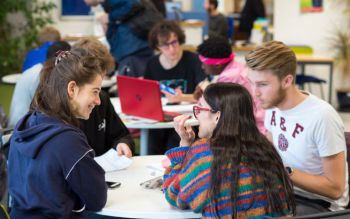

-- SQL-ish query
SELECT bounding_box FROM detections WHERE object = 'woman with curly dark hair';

[164,83,295,218]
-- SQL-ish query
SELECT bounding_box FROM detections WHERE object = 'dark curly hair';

[148,20,185,50]
[197,36,232,58]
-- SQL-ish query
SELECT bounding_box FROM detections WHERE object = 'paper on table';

[94,149,133,172]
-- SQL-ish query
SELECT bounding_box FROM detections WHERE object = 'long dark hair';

[31,48,106,126]
[204,83,295,217]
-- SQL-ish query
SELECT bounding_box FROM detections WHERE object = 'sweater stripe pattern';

[163,139,291,218]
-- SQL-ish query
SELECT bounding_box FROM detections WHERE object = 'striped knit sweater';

[163,139,292,218]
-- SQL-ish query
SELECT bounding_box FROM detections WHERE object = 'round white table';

[98,155,201,218]
[110,98,198,155]
[1,73,22,84]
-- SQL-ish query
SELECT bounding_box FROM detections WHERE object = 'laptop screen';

[117,76,164,121]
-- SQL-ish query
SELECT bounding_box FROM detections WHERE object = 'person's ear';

[282,74,294,88]
[214,111,221,124]
[67,81,78,99]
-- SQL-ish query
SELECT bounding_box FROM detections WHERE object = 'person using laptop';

[246,41,348,215]
[144,20,206,154]
[163,83,295,218]
[145,20,206,102]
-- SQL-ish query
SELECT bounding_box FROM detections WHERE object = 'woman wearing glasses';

[163,83,296,218]
[144,20,206,154]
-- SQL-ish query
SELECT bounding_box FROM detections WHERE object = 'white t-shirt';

[265,93,349,210]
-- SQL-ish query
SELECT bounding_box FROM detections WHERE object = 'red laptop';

[117,76,180,122]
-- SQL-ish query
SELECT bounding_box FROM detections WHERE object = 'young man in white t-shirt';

[245,41,349,215]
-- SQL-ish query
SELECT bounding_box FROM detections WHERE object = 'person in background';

[145,20,205,102]
[144,20,206,154]
[204,0,228,39]
[197,36,265,133]
[84,0,154,77]
[164,83,295,218]
[246,41,349,215]
[22,26,61,71]
[163,36,265,133]
[73,37,134,157]
[8,48,108,218]
[9,41,71,127]
[150,0,166,18]
[238,0,265,40]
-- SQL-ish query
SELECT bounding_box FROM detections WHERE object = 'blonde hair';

[38,26,61,44]
[245,41,297,79]
[73,37,115,73]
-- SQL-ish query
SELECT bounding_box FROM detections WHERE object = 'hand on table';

[116,143,132,158]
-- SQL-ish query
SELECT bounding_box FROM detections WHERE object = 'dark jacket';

[8,112,107,219]
[79,91,135,156]
[102,0,150,61]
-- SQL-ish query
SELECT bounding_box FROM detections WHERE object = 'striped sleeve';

[163,139,212,213]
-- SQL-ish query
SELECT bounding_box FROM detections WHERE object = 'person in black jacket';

[80,90,135,156]
[73,37,135,157]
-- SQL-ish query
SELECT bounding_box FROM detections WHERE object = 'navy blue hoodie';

[8,112,107,219]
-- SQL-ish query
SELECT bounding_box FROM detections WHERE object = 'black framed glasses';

[158,39,179,49]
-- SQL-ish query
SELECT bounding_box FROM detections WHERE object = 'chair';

[296,75,327,99]
[289,45,327,99]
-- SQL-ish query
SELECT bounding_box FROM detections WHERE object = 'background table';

[98,155,201,218]
[1,73,22,84]
[110,98,198,155]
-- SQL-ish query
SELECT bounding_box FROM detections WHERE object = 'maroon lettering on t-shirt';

[271,111,276,126]
[292,123,304,138]
[280,117,286,131]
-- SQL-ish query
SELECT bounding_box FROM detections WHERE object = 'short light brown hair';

[38,26,61,44]
[245,41,297,79]
[73,37,115,73]
[148,20,185,50]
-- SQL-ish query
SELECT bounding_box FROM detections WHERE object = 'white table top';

[99,155,201,218]
[110,97,198,129]
[1,73,22,84]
